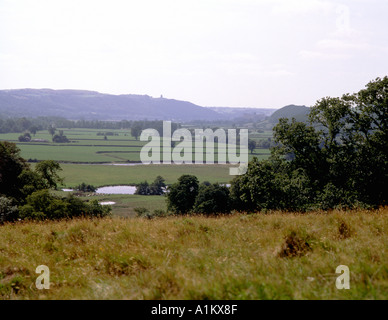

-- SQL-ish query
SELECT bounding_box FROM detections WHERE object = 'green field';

[0,128,272,163]
[53,163,235,187]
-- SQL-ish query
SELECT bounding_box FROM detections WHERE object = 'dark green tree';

[248,139,256,154]
[193,183,231,214]
[166,175,199,214]
[48,125,56,137]
[131,125,142,140]
[18,132,31,142]
[35,160,64,189]
[149,176,166,195]
[29,126,39,136]
[135,181,150,195]
[0,141,29,202]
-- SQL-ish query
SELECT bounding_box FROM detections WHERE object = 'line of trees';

[0,117,180,136]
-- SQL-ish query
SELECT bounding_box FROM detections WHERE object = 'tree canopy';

[230,76,388,212]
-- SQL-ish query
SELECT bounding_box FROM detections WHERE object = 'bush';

[134,207,170,219]
[85,199,112,218]
[75,182,96,193]
[279,231,312,258]
[19,190,111,221]
[18,133,31,142]
[52,134,69,143]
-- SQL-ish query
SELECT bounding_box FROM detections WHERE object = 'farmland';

[0,129,271,164]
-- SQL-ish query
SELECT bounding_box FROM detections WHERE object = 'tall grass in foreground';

[0,208,387,300]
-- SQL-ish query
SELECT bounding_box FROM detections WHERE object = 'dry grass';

[1,207,387,300]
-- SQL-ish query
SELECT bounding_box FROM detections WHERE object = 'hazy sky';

[1,0,387,109]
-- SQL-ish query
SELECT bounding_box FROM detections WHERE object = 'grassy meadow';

[0,208,387,299]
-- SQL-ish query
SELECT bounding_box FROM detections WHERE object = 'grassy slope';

[1,208,387,300]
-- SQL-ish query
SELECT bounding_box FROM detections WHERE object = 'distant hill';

[208,107,276,121]
[268,104,310,123]
[0,89,230,122]
[255,104,310,130]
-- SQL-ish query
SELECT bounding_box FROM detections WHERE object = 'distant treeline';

[0,116,180,135]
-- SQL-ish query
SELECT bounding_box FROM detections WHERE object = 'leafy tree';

[29,126,39,136]
[135,181,150,195]
[131,125,142,140]
[166,175,199,214]
[0,141,29,202]
[0,196,19,223]
[18,132,31,142]
[52,130,69,143]
[248,139,256,154]
[135,176,166,195]
[193,183,231,214]
[48,125,56,137]
[35,160,64,189]
[149,176,166,195]
[19,189,68,220]
[75,182,96,193]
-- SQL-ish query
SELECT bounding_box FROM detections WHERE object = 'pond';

[95,185,137,195]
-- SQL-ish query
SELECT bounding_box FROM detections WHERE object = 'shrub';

[75,182,96,193]
[19,190,111,221]
[18,133,31,142]
[134,207,150,217]
[135,207,170,219]
[52,134,69,143]
[279,231,312,258]
[337,219,353,239]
